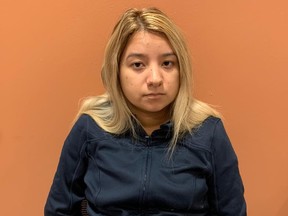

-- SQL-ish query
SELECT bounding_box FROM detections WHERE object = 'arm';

[208,120,247,216]
[44,115,88,216]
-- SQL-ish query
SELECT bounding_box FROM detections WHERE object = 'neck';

[134,110,170,136]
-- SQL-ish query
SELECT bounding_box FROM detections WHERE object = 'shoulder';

[75,113,96,125]
[201,116,221,127]
[72,114,104,138]
[72,114,95,130]
[193,116,222,137]
[182,116,227,152]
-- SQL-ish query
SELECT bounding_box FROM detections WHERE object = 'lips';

[144,93,165,99]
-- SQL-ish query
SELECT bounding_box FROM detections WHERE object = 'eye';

[162,61,174,68]
[131,62,145,70]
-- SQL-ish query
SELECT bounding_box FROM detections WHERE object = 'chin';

[144,105,171,113]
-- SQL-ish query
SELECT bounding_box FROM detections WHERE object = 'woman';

[45,7,246,216]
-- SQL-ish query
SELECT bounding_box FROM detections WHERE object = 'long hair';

[76,8,220,152]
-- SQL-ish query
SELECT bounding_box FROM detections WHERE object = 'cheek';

[120,75,135,98]
[122,76,135,89]
[120,73,128,88]
[169,75,180,90]
[170,77,180,99]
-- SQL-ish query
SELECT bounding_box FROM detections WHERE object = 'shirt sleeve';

[208,119,247,216]
[44,115,88,216]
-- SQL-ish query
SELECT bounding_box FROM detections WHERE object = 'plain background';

[1,0,288,215]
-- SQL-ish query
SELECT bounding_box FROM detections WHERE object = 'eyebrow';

[125,52,176,60]
[126,53,146,60]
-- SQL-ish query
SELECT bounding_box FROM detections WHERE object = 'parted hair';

[76,7,220,152]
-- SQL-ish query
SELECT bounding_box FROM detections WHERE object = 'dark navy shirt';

[45,114,246,215]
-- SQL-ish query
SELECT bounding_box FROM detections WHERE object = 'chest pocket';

[147,146,211,211]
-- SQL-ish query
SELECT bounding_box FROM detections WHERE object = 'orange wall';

[1,1,288,215]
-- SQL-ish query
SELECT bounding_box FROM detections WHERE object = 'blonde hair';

[76,8,220,152]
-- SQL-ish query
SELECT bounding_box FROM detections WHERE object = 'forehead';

[123,31,173,54]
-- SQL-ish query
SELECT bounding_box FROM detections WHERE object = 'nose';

[146,65,163,87]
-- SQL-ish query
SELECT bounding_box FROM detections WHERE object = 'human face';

[119,31,179,119]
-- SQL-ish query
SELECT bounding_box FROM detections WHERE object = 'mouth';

[144,93,165,99]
